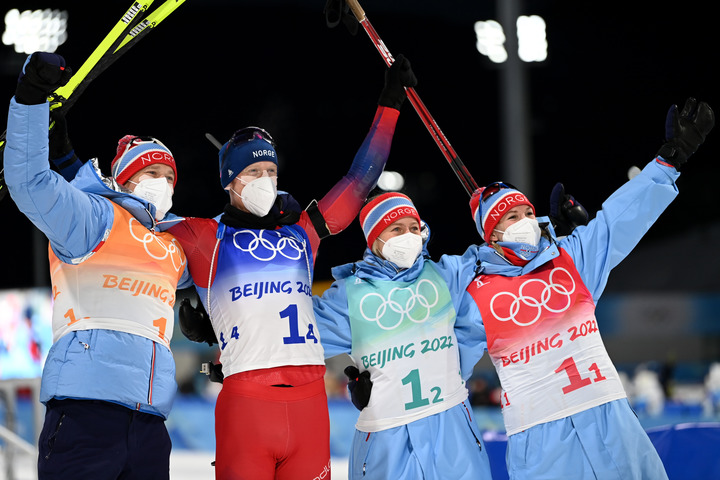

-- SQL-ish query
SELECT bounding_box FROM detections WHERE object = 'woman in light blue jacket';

[464,98,713,479]
[313,192,493,480]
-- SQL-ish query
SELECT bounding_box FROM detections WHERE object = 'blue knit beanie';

[218,128,277,188]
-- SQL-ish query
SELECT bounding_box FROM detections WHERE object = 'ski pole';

[345,0,479,196]
[0,0,187,202]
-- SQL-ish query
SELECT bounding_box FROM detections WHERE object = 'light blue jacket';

[313,227,487,381]
[469,158,677,480]
[470,158,679,302]
[4,98,191,418]
[313,226,493,480]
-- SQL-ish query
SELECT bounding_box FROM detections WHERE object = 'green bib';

[346,263,468,432]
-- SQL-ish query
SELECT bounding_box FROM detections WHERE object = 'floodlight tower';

[475,0,547,199]
[498,0,531,197]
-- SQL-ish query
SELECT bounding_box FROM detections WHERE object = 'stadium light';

[377,171,405,191]
[474,15,547,64]
[3,8,68,54]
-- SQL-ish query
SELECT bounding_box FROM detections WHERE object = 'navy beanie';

[219,135,277,188]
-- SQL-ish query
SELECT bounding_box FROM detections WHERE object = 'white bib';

[347,264,468,432]
[467,251,626,435]
[203,225,325,377]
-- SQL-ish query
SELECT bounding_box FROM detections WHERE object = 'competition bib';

[467,250,626,435]
[49,203,186,348]
[347,263,468,432]
[204,224,325,377]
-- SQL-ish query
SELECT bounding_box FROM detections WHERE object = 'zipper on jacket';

[462,400,483,451]
[462,400,473,422]
[493,249,514,265]
[147,341,156,405]
[45,413,66,460]
[362,432,371,476]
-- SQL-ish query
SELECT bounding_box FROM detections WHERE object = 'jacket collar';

[332,219,432,282]
[474,216,564,276]
[71,159,164,231]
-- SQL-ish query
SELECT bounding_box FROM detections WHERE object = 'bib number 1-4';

[219,303,318,349]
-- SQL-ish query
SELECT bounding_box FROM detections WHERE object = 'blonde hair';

[371,240,384,258]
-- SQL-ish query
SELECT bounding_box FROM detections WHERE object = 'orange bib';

[49,202,186,348]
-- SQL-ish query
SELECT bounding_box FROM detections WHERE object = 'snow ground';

[0,450,349,480]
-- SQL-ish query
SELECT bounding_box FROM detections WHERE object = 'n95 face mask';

[131,176,173,220]
[229,175,278,217]
[496,217,541,246]
[380,232,423,269]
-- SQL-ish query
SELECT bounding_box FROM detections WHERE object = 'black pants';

[38,399,171,480]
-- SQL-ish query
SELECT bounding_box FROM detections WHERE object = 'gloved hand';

[179,297,218,346]
[15,52,73,105]
[344,365,372,411]
[378,54,418,111]
[549,182,589,237]
[202,361,224,384]
[656,97,714,170]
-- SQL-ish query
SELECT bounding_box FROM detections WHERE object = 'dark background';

[1,0,718,290]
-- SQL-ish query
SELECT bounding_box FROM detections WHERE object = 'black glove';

[179,297,218,346]
[324,0,358,35]
[15,52,73,105]
[378,54,418,111]
[549,182,589,238]
[202,361,224,384]
[344,365,372,411]
[656,97,714,170]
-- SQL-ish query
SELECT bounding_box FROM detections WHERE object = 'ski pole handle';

[346,0,366,22]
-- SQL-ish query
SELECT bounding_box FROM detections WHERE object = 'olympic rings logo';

[490,267,575,327]
[359,279,439,330]
[232,229,304,262]
[128,218,186,272]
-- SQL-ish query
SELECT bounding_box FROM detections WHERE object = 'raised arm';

[5,53,110,260]
[316,55,417,235]
[563,98,714,300]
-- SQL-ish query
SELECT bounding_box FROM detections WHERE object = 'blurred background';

[1,0,719,479]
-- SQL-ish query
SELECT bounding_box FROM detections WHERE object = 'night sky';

[1,0,718,291]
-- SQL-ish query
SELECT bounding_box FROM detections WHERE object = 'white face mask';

[130,176,173,220]
[229,175,278,217]
[495,217,541,246]
[379,232,423,269]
